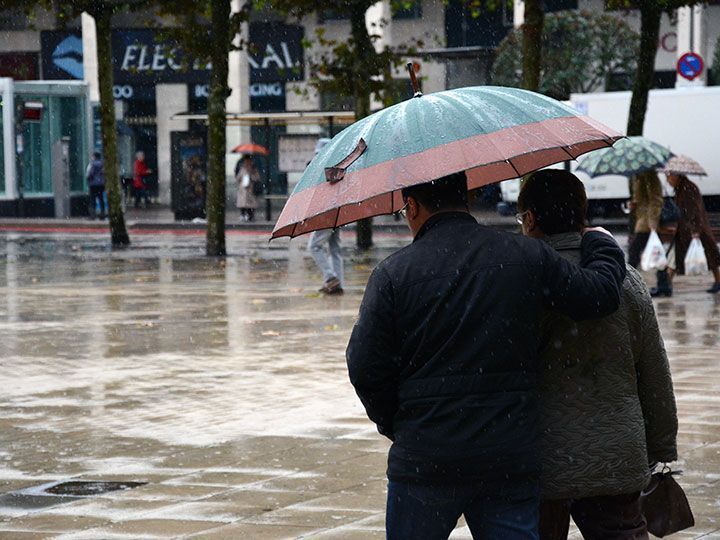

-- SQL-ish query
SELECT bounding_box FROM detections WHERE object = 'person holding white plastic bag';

[652,173,720,296]
[235,154,260,222]
[640,229,668,272]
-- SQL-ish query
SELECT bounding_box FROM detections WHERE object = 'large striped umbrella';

[576,137,672,178]
[272,85,621,239]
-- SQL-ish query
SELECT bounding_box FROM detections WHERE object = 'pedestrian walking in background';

[517,170,678,540]
[627,170,663,268]
[347,171,627,539]
[133,151,152,209]
[86,151,105,219]
[653,173,720,295]
[306,138,344,295]
[308,229,343,294]
[235,155,259,222]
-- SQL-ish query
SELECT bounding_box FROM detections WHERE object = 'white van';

[499,86,720,215]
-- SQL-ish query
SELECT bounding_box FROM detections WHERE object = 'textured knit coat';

[538,232,678,500]
[673,176,720,275]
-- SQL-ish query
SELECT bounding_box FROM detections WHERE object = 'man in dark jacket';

[346,171,627,539]
[517,170,677,540]
[86,151,105,219]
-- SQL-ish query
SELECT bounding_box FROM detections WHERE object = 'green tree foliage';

[492,10,639,100]
[155,1,248,257]
[2,0,133,246]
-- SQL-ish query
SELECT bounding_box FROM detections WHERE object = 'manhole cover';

[44,481,147,497]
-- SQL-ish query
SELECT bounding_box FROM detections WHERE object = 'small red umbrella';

[231,143,269,156]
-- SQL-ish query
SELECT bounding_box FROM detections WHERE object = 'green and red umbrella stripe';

[272,85,622,239]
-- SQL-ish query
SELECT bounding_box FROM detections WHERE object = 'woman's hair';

[518,169,588,235]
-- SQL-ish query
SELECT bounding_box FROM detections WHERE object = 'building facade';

[0,1,718,216]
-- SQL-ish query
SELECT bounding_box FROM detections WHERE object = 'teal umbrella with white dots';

[576,136,673,178]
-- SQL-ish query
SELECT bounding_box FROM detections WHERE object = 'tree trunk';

[95,10,130,246]
[626,4,661,136]
[205,0,230,256]
[522,0,544,91]
[350,2,374,250]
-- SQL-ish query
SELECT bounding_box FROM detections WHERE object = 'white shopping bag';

[241,173,251,188]
[640,230,668,272]
[684,237,708,276]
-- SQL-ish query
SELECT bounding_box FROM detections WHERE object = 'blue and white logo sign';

[41,32,84,80]
[52,35,84,79]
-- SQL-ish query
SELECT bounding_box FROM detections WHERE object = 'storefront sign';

[248,23,304,83]
[250,82,286,112]
[43,24,304,85]
[278,135,319,173]
[41,32,84,80]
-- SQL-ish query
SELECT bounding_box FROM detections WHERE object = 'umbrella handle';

[406,62,422,98]
[325,138,367,183]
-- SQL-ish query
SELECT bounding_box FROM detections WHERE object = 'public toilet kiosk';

[0,78,92,217]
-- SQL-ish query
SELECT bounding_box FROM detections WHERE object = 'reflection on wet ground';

[0,231,718,539]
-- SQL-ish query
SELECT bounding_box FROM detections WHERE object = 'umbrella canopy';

[231,143,269,156]
[272,86,621,239]
[660,154,707,176]
[576,136,672,178]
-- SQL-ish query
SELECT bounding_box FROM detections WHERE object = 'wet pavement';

[0,230,718,539]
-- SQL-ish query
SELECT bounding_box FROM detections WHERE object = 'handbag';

[659,197,680,225]
[640,466,695,537]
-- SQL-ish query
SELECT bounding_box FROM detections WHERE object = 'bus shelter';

[171,110,355,221]
[0,79,92,217]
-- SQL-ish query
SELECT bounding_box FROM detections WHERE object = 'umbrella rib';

[561,145,576,161]
[507,158,522,179]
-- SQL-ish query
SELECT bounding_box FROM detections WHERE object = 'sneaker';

[707,283,720,294]
[320,277,342,295]
[325,286,344,295]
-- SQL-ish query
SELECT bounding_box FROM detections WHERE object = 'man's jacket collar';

[414,211,476,242]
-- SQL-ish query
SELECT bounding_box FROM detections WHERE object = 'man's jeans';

[308,228,343,286]
[386,480,539,540]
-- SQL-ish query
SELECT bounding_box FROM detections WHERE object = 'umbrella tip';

[406,62,422,98]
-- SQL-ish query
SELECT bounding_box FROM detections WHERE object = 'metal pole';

[264,117,271,222]
[689,7,695,53]
[329,115,334,138]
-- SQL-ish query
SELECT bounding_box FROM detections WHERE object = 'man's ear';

[407,196,421,220]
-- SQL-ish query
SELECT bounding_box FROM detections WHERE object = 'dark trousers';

[240,207,255,221]
[386,480,539,540]
[539,492,648,540]
[89,185,105,218]
[628,232,650,269]
[134,187,149,208]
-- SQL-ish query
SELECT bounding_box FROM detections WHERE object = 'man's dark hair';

[93,151,101,159]
[401,171,468,212]
[517,169,588,235]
